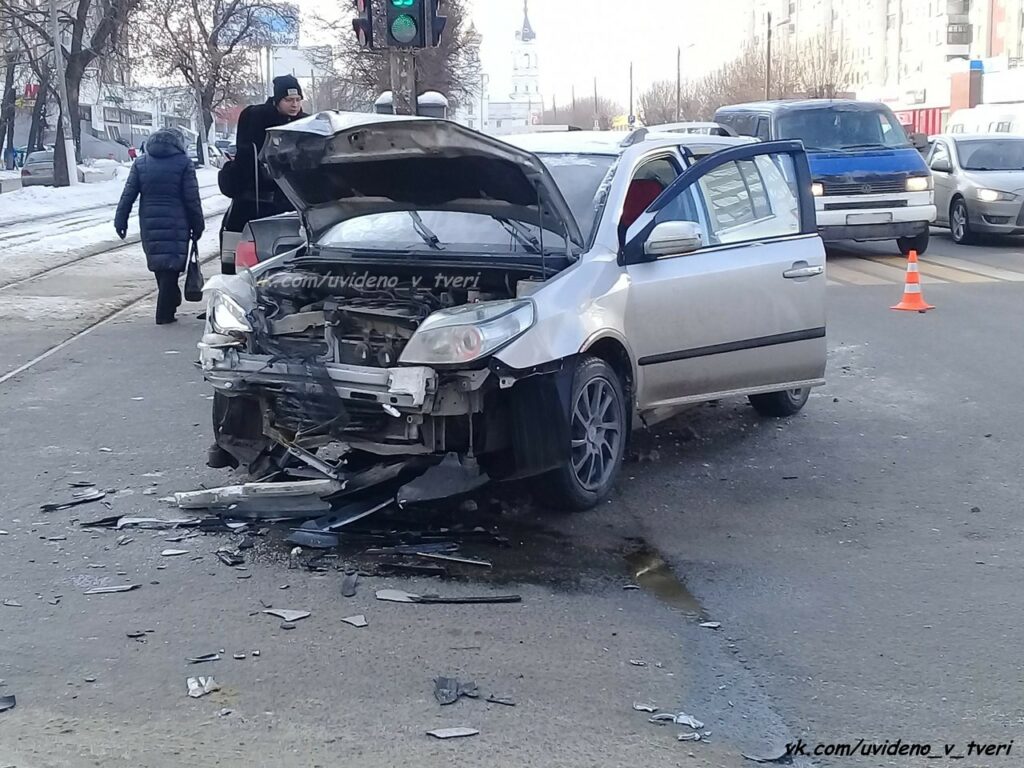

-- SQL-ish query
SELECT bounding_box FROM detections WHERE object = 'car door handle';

[783,264,824,279]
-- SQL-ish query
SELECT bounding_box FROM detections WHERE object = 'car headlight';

[906,176,933,192]
[811,182,824,196]
[976,188,1016,202]
[399,300,535,365]
[209,291,252,336]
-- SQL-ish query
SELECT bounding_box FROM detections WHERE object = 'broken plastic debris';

[216,548,244,567]
[698,621,721,629]
[678,732,702,742]
[161,549,189,557]
[2,599,21,608]
[415,552,492,568]
[84,584,140,595]
[486,695,516,707]
[649,712,704,729]
[115,535,133,546]
[284,530,339,550]
[126,631,146,640]
[233,653,246,660]
[365,541,459,556]
[434,677,479,705]
[117,516,200,530]
[341,573,359,598]
[281,622,296,630]
[303,496,393,533]
[742,746,790,763]
[427,727,479,740]
[375,589,521,605]
[40,490,106,512]
[632,702,658,712]
[397,453,490,508]
[341,615,368,628]
[186,676,220,698]
[174,479,342,511]
[187,653,221,664]
[0,695,15,713]
[262,609,310,622]
[622,584,640,590]
[629,659,647,667]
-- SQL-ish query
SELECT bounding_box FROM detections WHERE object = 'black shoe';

[207,444,239,469]
[156,316,178,325]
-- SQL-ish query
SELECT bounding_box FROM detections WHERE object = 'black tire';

[949,197,975,245]
[748,387,811,417]
[540,356,628,511]
[897,228,930,256]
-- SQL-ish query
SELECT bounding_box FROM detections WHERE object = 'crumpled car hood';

[262,111,585,250]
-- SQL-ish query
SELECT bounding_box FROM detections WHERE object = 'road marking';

[865,255,992,283]
[827,256,950,284]
[825,262,885,285]
[919,253,1024,282]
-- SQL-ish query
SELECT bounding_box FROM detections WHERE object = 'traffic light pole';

[389,49,417,115]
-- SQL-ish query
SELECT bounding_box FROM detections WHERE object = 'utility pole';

[765,11,773,100]
[49,0,77,185]
[628,61,634,127]
[676,46,681,122]
[389,49,416,115]
[593,76,599,130]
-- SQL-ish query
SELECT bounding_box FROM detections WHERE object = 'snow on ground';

[0,169,20,181]
[0,167,220,225]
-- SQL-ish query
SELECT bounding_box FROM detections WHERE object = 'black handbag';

[184,241,205,302]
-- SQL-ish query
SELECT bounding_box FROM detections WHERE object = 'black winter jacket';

[114,129,205,273]
[221,99,306,233]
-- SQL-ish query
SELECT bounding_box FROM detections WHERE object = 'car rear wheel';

[748,387,810,417]
[897,228,930,256]
[950,198,975,245]
[541,356,627,511]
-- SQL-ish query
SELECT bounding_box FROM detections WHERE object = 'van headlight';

[209,292,252,336]
[977,188,1016,202]
[811,182,824,196]
[399,300,535,365]
[906,176,933,192]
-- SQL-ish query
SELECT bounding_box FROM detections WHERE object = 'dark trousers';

[154,270,182,323]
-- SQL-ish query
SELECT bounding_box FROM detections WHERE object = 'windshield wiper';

[492,216,542,254]
[407,211,444,250]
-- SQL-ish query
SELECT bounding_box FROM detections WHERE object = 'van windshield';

[775,107,912,151]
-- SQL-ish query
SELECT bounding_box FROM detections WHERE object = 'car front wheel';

[950,198,975,244]
[897,228,930,256]
[748,387,810,417]
[541,356,628,511]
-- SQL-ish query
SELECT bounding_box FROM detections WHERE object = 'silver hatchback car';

[199,114,826,509]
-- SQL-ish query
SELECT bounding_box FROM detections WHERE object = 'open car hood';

[262,112,585,251]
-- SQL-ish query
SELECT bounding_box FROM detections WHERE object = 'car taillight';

[21,169,30,176]
[235,239,258,269]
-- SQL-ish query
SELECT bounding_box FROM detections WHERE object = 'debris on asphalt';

[280,622,296,630]
[414,552,492,568]
[69,481,96,488]
[0,695,15,713]
[187,676,220,698]
[84,585,140,595]
[649,712,705,729]
[629,659,647,667]
[699,621,721,629]
[742,745,791,763]
[288,547,302,569]
[117,516,201,530]
[174,479,341,518]
[216,548,244,567]
[262,609,310,622]
[161,549,189,557]
[284,530,339,550]
[374,561,448,578]
[187,653,221,664]
[632,702,658,712]
[218,708,233,717]
[302,497,394,533]
[252,650,261,657]
[397,453,489,508]
[341,615,367,628]
[365,541,459,556]
[2,599,21,608]
[126,631,146,640]
[486,695,516,707]
[434,677,479,705]
[341,573,359,598]
[233,653,246,660]
[623,584,640,590]
[678,732,703,742]
[426,727,479,740]
[41,489,107,512]
[115,535,133,546]
[375,589,521,605]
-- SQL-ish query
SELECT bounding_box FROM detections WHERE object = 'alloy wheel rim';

[570,377,622,492]
[952,204,967,240]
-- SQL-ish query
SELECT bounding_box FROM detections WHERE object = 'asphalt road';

[0,225,1022,767]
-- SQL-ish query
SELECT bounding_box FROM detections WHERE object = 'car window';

[929,142,951,169]
[27,151,53,163]
[695,154,801,246]
[755,117,771,141]
[776,107,911,150]
[634,156,680,187]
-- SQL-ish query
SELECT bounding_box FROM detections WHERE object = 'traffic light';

[352,0,374,48]
[427,0,447,47]
[385,0,426,48]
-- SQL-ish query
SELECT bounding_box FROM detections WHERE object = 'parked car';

[715,100,935,255]
[199,114,826,510]
[20,150,85,186]
[647,121,740,137]
[926,133,1024,244]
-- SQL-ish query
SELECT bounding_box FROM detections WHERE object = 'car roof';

[933,133,1024,141]
[717,99,886,114]
[502,130,755,157]
[26,150,54,160]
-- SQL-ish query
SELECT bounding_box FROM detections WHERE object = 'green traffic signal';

[390,14,418,43]
[391,0,414,6]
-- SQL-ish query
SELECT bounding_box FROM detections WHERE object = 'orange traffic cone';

[891,250,934,313]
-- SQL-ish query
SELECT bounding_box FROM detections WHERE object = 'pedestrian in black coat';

[114,128,205,324]
[221,75,307,235]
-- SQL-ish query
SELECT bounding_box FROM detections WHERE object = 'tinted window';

[955,139,1024,170]
[755,116,771,141]
[775,106,911,150]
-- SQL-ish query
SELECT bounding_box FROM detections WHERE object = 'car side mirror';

[931,158,951,173]
[644,220,704,258]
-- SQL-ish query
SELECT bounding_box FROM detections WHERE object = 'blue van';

[715,100,935,255]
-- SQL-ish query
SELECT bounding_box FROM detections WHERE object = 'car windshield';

[27,151,53,163]
[775,107,911,151]
[955,139,1024,170]
[317,153,615,255]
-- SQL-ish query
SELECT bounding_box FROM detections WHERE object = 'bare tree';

[638,79,676,126]
[794,31,852,99]
[541,95,623,130]
[134,0,298,136]
[323,0,480,109]
[0,0,140,182]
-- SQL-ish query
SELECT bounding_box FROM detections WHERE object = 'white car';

[200,114,826,509]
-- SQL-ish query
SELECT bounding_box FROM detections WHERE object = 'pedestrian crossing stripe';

[827,255,1024,286]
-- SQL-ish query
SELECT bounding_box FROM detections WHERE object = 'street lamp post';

[49,0,77,185]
